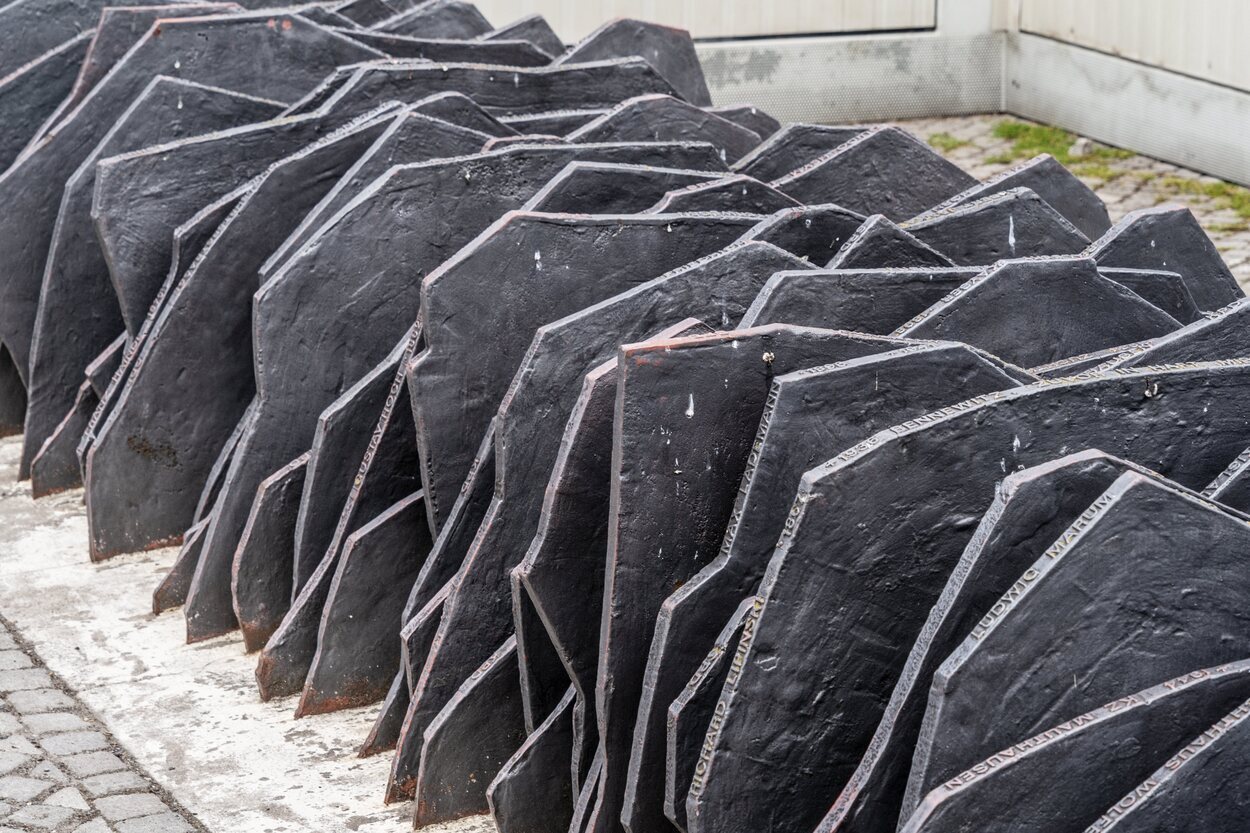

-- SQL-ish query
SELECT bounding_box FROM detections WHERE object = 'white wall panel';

[470,0,936,42]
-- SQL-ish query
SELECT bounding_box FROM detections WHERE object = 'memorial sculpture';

[1,1,1247,830]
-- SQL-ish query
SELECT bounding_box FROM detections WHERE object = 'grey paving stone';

[6,689,74,713]
[0,653,31,672]
[28,761,67,783]
[46,786,90,810]
[74,820,112,833]
[0,715,18,736]
[7,803,75,828]
[61,752,127,778]
[0,669,52,692]
[22,712,90,735]
[94,792,167,821]
[39,731,109,756]
[0,774,52,801]
[80,772,148,797]
[115,813,192,833]
[0,735,38,756]
[0,752,29,776]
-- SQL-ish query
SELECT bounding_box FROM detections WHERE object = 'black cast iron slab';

[915,153,1111,241]
[513,565,569,732]
[85,107,398,562]
[302,490,433,714]
[1098,297,1250,370]
[192,393,251,526]
[338,30,552,64]
[151,515,210,615]
[478,13,563,58]
[740,268,981,333]
[0,32,93,174]
[1205,446,1250,513]
[0,11,381,398]
[568,95,761,164]
[630,342,1027,833]
[22,77,281,479]
[184,141,724,641]
[522,162,720,214]
[334,0,396,26]
[412,637,526,828]
[743,204,867,263]
[908,473,1250,806]
[902,187,1091,266]
[410,210,754,526]
[229,452,308,652]
[686,360,1250,833]
[28,381,93,497]
[708,105,780,142]
[359,668,410,757]
[388,581,450,802]
[814,449,1142,833]
[1085,204,1244,312]
[898,660,1250,833]
[773,126,975,220]
[732,124,866,183]
[556,18,710,107]
[372,0,490,37]
[825,215,954,270]
[1080,698,1250,832]
[1099,267,1201,324]
[607,327,935,833]
[503,109,607,136]
[488,686,576,833]
[895,256,1180,368]
[665,598,756,833]
[647,175,798,214]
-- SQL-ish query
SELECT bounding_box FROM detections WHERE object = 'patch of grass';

[1210,221,1250,234]
[927,132,968,153]
[1071,163,1122,182]
[989,119,1133,166]
[1157,176,1250,219]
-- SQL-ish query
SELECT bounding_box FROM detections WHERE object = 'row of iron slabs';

[2,0,1250,830]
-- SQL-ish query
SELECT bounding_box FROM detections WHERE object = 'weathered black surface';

[896,256,1180,367]
[571,749,605,833]
[0,12,380,401]
[84,334,124,400]
[898,660,1250,833]
[261,332,422,701]
[513,566,568,733]
[647,175,798,214]
[403,90,517,137]
[479,13,563,58]
[0,348,26,438]
[1100,267,1202,324]
[192,393,251,526]
[359,668,410,758]
[1086,204,1245,312]
[333,0,395,26]
[1102,297,1250,370]
[687,361,1250,833]
[23,78,282,479]
[86,108,397,562]
[488,686,576,833]
[503,109,606,136]
[523,162,719,214]
[733,124,866,183]
[411,211,754,526]
[260,108,495,281]
[903,187,1091,265]
[745,204,867,264]
[338,29,553,64]
[230,453,308,653]
[373,0,491,37]
[302,490,433,715]
[773,127,974,220]
[569,95,761,164]
[152,516,209,615]
[186,141,724,643]
[918,153,1111,240]
[412,637,527,827]
[610,327,943,833]
[826,214,954,270]
[816,450,1139,833]
[28,381,93,497]
[709,105,780,142]
[740,267,980,333]
[0,32,92,174]
[389,584,448,799]
[0,0,127,78]
[910,473,1250,807]
[630,342,1026,833]
[292,340,406,596]
[1205,446,1250,513]
[1080,698,1250,832]
[666,598,756,833]
[558,18,711,107]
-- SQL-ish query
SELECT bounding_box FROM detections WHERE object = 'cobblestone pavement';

[897,114,1250,290]
[0,618,203,833]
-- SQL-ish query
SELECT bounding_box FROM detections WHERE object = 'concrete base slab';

[0,436,491,832]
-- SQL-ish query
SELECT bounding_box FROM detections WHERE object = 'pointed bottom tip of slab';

[385,776,416,806]
[239,622,276,654]
[184,619,238,645]
[90,533,183,564]
[254,652,303,702]
[358,738,396,758]
[30,481,75,500]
